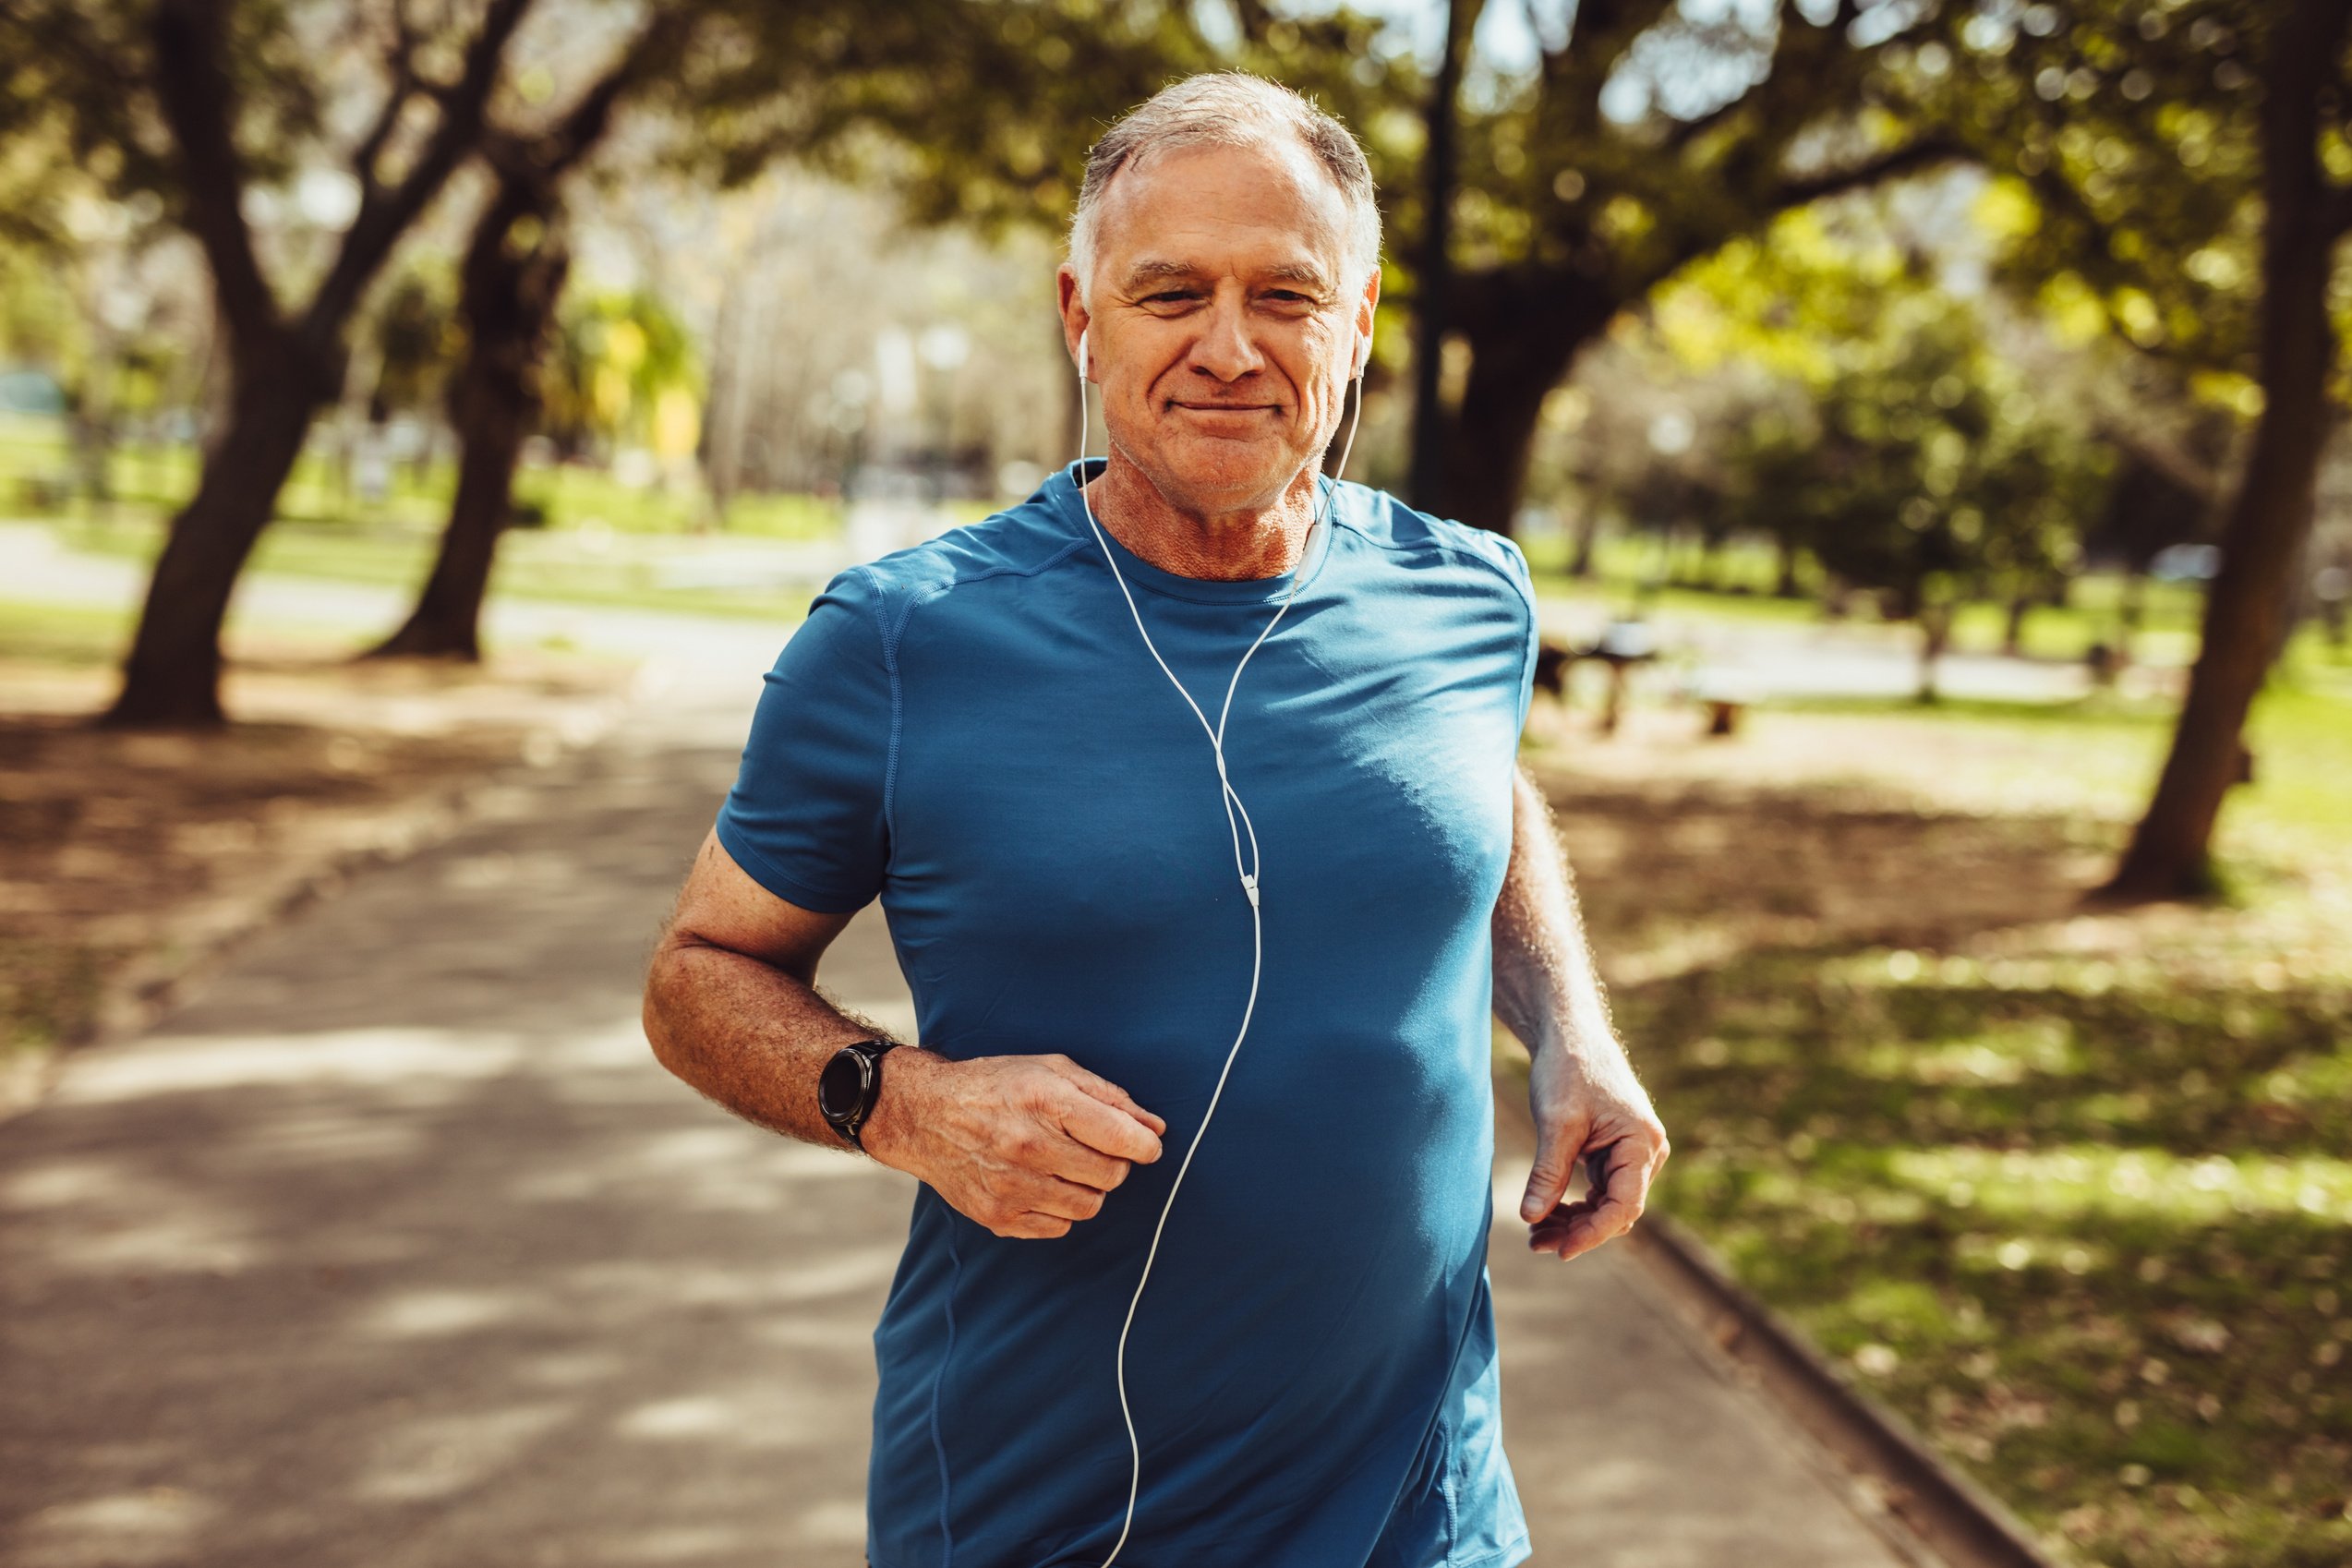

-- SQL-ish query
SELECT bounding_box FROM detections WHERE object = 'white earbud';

[1074,322,1362,1568]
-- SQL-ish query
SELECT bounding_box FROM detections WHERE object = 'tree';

[2098,0,2352,897]
[1876,0,2352,892]
[1655,216,2114,697]
[368,7,701,660]
[1407,0,1484,509]
[1396,0,1976,536]
[0,0,537,725]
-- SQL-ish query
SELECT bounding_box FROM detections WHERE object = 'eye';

[1145,291,1199,304]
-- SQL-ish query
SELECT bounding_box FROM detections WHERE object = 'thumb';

[1521,1117,1585,1223]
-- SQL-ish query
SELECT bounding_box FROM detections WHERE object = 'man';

[644,72,1669,1568]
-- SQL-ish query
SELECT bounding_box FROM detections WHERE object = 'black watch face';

[818,1048,870,1124]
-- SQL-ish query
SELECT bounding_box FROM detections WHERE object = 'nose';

[1188,295,1265,384]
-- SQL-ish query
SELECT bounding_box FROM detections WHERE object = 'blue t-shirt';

[717,457,1539,1568]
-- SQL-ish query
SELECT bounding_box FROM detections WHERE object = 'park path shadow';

[1,694,923,1567]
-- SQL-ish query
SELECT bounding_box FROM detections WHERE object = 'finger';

[1532,1201,1634,1260]
[1528,1202,1600,1258]
[1529,1181,1644,1259]
[1045,1057,1169,1140]
[1520,1115,1591,1223]
[998,1210,1075,1239]
[1016,1173,1111,1224]
[1052,1083,1165,1164]
[1036,1136,1132,1194]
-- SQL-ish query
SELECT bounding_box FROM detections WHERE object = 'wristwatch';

[817,1038,904,1149]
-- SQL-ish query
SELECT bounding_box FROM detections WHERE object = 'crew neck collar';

[1048,457,1338,605]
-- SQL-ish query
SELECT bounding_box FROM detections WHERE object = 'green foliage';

[1888,0,2335,404]
[539,289,701,459]
[683,1,1405,267]
[1661,213,2117,618]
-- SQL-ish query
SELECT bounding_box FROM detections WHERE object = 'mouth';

[1170,402,1281,416]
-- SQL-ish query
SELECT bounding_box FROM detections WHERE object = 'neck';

[1080,450,1321,582]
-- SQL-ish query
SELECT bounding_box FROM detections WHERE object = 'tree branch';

[306,0,535,343]
[349,2,425,203]
[1538,0,1678,140]
[148,0,280,344]
[1766,132,1971,213]
[538,6,704,179]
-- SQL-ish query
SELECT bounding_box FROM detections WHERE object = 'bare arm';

[643,828,1165,1238]
[1491,764,1671,1260]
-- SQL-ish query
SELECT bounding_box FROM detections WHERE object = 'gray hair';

[1066,72,1381,310]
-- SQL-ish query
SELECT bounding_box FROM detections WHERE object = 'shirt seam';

[1371,1277,1499,1555]
[928,1225,963,1568]
[857,564,907,848]
[1447,1527,1534,1568]
[863,537,1095,855]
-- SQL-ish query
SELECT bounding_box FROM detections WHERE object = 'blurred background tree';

[1884,0,2352,894]
[2,0,536,725]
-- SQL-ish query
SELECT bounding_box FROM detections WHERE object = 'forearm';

[643,935,908,1152]
[1491,765,1619,1063]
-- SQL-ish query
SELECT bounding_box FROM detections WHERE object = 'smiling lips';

[1173,402,1279,414]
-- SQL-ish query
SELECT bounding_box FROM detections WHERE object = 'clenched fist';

[860,1049,1166,1238]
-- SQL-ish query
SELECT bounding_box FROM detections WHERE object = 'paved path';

[0,651,1919,1568]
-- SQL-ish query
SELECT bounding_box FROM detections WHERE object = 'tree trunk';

[1916,603,1952,705]
[1406,0,1482,509]
[103,336,327,728]
[2002,592,2031,657]
[1569,504,1602,578]
[2100,0,2349,900]
[371,192,571,661]
[1429,272,1606,536]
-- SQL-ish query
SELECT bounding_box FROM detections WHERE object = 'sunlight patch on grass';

[1887,1146,2352,1226]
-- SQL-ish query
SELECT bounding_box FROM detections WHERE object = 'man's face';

[1058,139,1377,516]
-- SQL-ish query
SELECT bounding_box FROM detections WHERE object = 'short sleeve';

[1496,535,1540,738]
[713,568,894,912]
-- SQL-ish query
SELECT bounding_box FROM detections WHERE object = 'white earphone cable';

[1075,331,1363,1566]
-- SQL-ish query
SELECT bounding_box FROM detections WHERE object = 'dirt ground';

[0,641,640,1116]
[1522,696,2349,993]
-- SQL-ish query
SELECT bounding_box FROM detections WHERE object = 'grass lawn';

[40,511,836,625]
[1508,654,2352,1568]
[2,412,1019,622]
[1526,528,2212,669]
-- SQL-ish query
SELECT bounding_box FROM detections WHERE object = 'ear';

[1352,265,1381,380]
